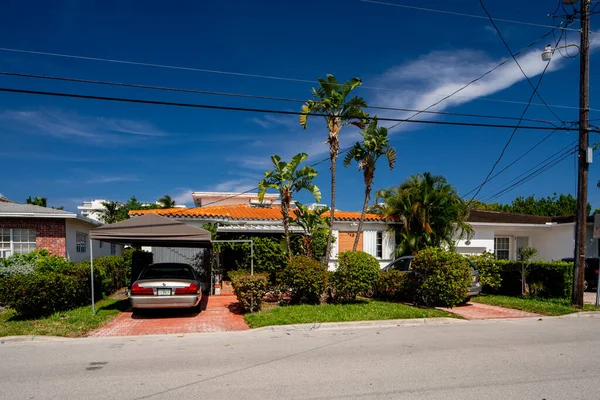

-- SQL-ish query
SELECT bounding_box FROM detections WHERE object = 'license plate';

[157,288,171,296]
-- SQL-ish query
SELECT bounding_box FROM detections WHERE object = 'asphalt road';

[2,315,600,399]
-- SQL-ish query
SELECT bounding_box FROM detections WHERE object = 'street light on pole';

[542,0,591,307]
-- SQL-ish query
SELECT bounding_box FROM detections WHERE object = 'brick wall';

[338,231,362,253]
[0,217,66,257]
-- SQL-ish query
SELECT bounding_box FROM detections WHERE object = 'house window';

[76,232,88,253]
[110,243,116,256]
[494,237,510,260]
[99,241,103,249]
[0,228,36,258]
[376,232,383,258]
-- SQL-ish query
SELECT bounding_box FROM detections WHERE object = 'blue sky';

[0,0,599,212]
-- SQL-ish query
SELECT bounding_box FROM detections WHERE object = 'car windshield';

[139,265,195,280]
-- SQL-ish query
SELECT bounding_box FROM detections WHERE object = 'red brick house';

[0,202,122,262]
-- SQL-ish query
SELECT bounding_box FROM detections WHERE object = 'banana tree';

[300,74,369,260]
[344,118,396,251]
[291,202,330,259]
[258,153,321,258]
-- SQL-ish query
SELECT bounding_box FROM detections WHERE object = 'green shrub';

[377,270,411,301]
[468,251,502,290]
[281,256,328,305]
[228,269,250,284]
[1,250,72,277]
[490,259,572,299]
[232,273,269,313]
[0,273,88,317]
[333,251,381,300]
[0,260,36,278]
[410,247,471,308]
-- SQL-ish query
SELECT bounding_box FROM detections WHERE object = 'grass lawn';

[0,298,130,338]
[472,295,598,316]
[244,299,455,328]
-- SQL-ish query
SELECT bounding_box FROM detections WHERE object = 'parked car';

[129,262,202,310]
[382,255,482,302]
[561,257,599,291]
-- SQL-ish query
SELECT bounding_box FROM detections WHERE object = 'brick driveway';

[89,295,249,337]
[438,302,541,320]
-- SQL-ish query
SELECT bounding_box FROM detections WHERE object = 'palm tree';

[258,153,321,258]
[300,74,369,261]
[374,173,473,256]
[518,246,538,296]
[291,202,330,258]
[157,194,175,209]
[25,196,47,207]
[344,118,396,251]
[97,201,122,224]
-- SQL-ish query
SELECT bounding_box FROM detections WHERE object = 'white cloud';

[208,178,258,193]
[372,33,600,133]
[85,175,141,184]
[171,188,194,206]
[483,25,497,35]
[0,109,168,145]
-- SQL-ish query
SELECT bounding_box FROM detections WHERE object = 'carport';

[88,213,212,313]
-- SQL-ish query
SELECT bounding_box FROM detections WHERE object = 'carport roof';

[89,213,212,247]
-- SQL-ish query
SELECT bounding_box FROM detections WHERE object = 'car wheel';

[584,280,589,291]
[461,296,472,305]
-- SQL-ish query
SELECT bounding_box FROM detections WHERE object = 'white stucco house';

[78,199,186,222]
[131,192,398,268]
[455,209,597,261]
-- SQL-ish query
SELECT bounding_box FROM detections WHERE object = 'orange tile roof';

[129,204,388,222]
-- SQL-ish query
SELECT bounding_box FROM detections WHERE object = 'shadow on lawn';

[5,299,131,322]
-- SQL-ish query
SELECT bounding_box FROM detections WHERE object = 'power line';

[467,26,566,203]
[462,124,571,197]
[386,21,571,130]
[0,46,594,113]
[478,0,565,124]
[0,70,561,127]
[482,144,577,202]
[0,86,586,132]
[359,0,584,32]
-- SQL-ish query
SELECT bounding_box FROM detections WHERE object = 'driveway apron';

[438,302,541,320]
[89,295,249,337]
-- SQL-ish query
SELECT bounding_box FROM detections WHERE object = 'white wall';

[532,224,574,261]
[455,226,495,255]
[65,219,122,262]
[455,223,576,261]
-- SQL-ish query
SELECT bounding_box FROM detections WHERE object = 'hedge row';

[0,249,151,317]
[468,254,573,299]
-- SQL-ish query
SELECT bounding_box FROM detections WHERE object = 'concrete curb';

[252,317,467,332]
[562,311,600,318]
[0,335,75,344]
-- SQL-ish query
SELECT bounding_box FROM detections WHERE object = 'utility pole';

[573,0,591,308]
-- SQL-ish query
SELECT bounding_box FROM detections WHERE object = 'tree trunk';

[281,195,292,260]
[324,126,340,265]
[352,178,372,251]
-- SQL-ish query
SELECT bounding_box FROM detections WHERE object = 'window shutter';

[363,231,377,256]
[383,230,395,259]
